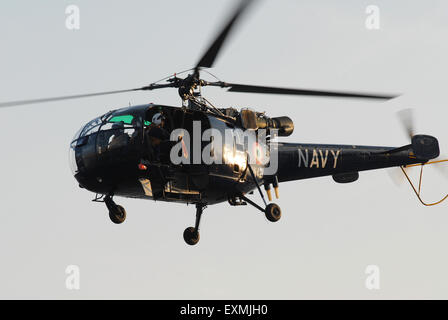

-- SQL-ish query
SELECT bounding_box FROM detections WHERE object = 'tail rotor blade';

[397,108,415,139]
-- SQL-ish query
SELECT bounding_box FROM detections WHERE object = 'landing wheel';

[183,203,205,245]
[265,203,281,222]
[109,205,126,224]
[183,227,200,245]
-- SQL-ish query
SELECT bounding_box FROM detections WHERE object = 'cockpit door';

[96,111,144,165]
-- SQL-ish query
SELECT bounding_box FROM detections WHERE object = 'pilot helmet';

[152,113,165,126]
[112,121,125,132]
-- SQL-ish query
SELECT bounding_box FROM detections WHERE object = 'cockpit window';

[109,115,134,125]
[79,116,102,139]
[95,112,144,160]
[108,114,151,126]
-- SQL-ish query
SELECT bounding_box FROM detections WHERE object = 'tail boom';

[270,136,439,183]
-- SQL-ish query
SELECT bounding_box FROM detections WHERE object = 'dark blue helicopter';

[0,0,440,245]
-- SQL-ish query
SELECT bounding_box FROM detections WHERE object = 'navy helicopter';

[0,0,442,245]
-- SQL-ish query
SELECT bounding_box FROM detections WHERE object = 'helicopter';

[0,0,443,245]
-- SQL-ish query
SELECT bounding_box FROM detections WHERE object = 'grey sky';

[1,0,448,299]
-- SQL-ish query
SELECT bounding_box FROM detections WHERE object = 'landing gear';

[265,203,281,222]
[239,194,282,223]
[183,203,205,245]
[243,164,282,222]
[183,227,200,245]
[104,195,126,224]
[109,205,126,224]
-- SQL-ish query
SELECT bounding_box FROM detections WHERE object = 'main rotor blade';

[208,82,399,100]
[0,83,173,108]
[195,0,254,70]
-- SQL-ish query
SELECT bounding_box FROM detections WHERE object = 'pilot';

[144,126,169,163]
[152,112,166,129]
[108,121,129,150]
[152,112,169,138]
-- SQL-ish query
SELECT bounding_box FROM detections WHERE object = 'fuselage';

[70,103,438,206]
[70,103,262,205]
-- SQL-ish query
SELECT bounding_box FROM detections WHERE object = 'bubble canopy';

[69,104,152,175]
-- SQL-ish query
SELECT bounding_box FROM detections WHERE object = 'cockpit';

[69,104,195,176]
[70,103,240,200]
[68,103,260,201]
[69,105,149,176]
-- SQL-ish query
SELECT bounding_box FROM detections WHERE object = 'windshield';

[73,116,103,142]
[74,111,144,142]
[69,107,147,176]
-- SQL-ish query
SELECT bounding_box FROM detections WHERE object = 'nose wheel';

[104,195,126,224]
[183,203,206,245]
[183,227,200,245]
